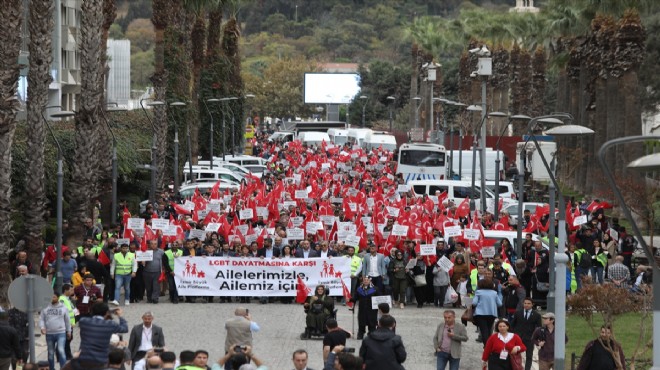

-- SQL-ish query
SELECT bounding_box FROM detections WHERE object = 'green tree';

[125,18,155,52]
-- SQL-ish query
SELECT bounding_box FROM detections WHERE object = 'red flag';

[122,206,131,227]
[97,249,111,266]
[171,202,192,215]
[455,198,470,219]
[341,278,354,308]
[296,275,311,304]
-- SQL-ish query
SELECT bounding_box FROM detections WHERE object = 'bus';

[396,143,447,183]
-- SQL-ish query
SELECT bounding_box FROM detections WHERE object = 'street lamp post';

[41,108,75,295]
[140,99,165,205]
[103,105,128,226]
[516,115,593,370]
[493,115,531,221]
[597,135,660,370]
[170,102,186,195]
[467,107,507,213]
[412,96,422,129]
[387,96,395,132]
[359,95,367,128]
[203,98,218,168]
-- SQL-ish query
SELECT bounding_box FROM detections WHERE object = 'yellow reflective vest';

[114,252,135,275]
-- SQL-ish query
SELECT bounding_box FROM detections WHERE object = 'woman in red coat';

[482,318,526,370]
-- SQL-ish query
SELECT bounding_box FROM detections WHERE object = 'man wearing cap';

[361,243,386,293]
[532,312,566,370]
[224,308,260,354]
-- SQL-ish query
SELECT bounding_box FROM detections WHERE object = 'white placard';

[444,225,462,238]
[366,198,375,207]
[136,250,153,262]
[115,238,130,246]
[386,206,400,217]
[609,228,619,241]
[205,223,221,233]
[330,197,343,204]
[295,190,308,199]
[345,235,361,247]
[256,207,269,218]
[348,203,357,212]
[291,217,304,227]
[151,218,170,230]
[397,184,409,193]
[293,174,302,184]
[464,228,481,240]
[436,256,454,271]
[573,215,588,226]
[163,225,178,237]
[287,228,305,240]
[197,210,209,220]
[481,246,496,258]
[283,201,297,209]
[127,218,145,230]
[320,215,336,226]
[266,228,275,235]
[245,234,258,244]
[206,203,221,214]
[419,244,435,256]
[371,295,392,309]
[391,224,409,237]
[306,222,323,234]
[188,229,206,240]
[347,188,358,197]
[183,200,196,211]
[239,208,254,220]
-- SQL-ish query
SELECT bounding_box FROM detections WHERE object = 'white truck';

[516,140,557,182]
[448,148,505,181]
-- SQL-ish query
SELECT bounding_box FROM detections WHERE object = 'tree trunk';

[0,0,23,304]
[190,14,206,164]
[531,47,546,118]
[151,0,170,193]
[24,0,54,270]
[592,77,607,194]
[69,0,104,244]
[410,43,419,128]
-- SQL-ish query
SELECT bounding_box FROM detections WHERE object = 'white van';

[502,202,550,225]
[347,128,372,147]
[179,182,239,198]
[408,179,495,210]
[363,131,397,151]
[485,181,516,199]
[482,230,549,251]
[327,128,349,145]
[297,131,331,147]
[182,167,244,185]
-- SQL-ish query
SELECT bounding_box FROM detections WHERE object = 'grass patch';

[566,312,652,363]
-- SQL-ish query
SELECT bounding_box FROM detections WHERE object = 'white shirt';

[368,255,379,277]
[320,250,328,258]
[138,325,153,352]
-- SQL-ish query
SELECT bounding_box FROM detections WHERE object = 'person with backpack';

[574,242,592,291]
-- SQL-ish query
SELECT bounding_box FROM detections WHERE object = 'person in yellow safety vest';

[109,243,137,306]
[345,245,362,301]
[488,255,515,277]
[58,283,76,361]
[163,241,184,304]
[469,262,488,295]
[75,237,96,261]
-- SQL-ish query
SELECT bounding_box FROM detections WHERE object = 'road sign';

[409,128,424,142]
[8,275,53,312]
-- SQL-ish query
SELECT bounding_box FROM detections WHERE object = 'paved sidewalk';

[29,299,540,370]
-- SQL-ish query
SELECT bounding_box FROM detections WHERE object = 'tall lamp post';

[359,95,367,128]
[203,98,218,168]
[493,114,531,221]
[597,136,660,370]
[140,99,165,205]
[103,105,127,226]
[41,108,75,295]
[170,101,186,195]
[515,116,593,370]
[386,96,395,132]
[466,106,507,213]
[412,96,422,129]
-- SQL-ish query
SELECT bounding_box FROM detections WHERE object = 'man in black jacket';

[511,298,542,370]
[0,310,22,370]
[359,315,406,370]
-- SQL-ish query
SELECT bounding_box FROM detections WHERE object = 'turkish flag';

[455,198,470,219]
[97,249,111,266]
[296,275,312,304]
[341,278,354,308]
[171,202,192,215]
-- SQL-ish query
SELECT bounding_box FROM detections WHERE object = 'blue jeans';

[436,351,460,370]
[591,266,604,284]
[576,267,589,290]
[114,274,132,302]
[46,332,67,370]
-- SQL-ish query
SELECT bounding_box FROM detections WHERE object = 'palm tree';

[69,0,104,241]
[97,0,118,186]
[221,14,245,152]
[24,0,54,267]
[0,0,23,301]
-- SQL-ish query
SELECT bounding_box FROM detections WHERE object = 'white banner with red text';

[174,257,351,297]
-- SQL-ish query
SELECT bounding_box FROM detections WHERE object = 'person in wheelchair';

[303,285,335,337]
